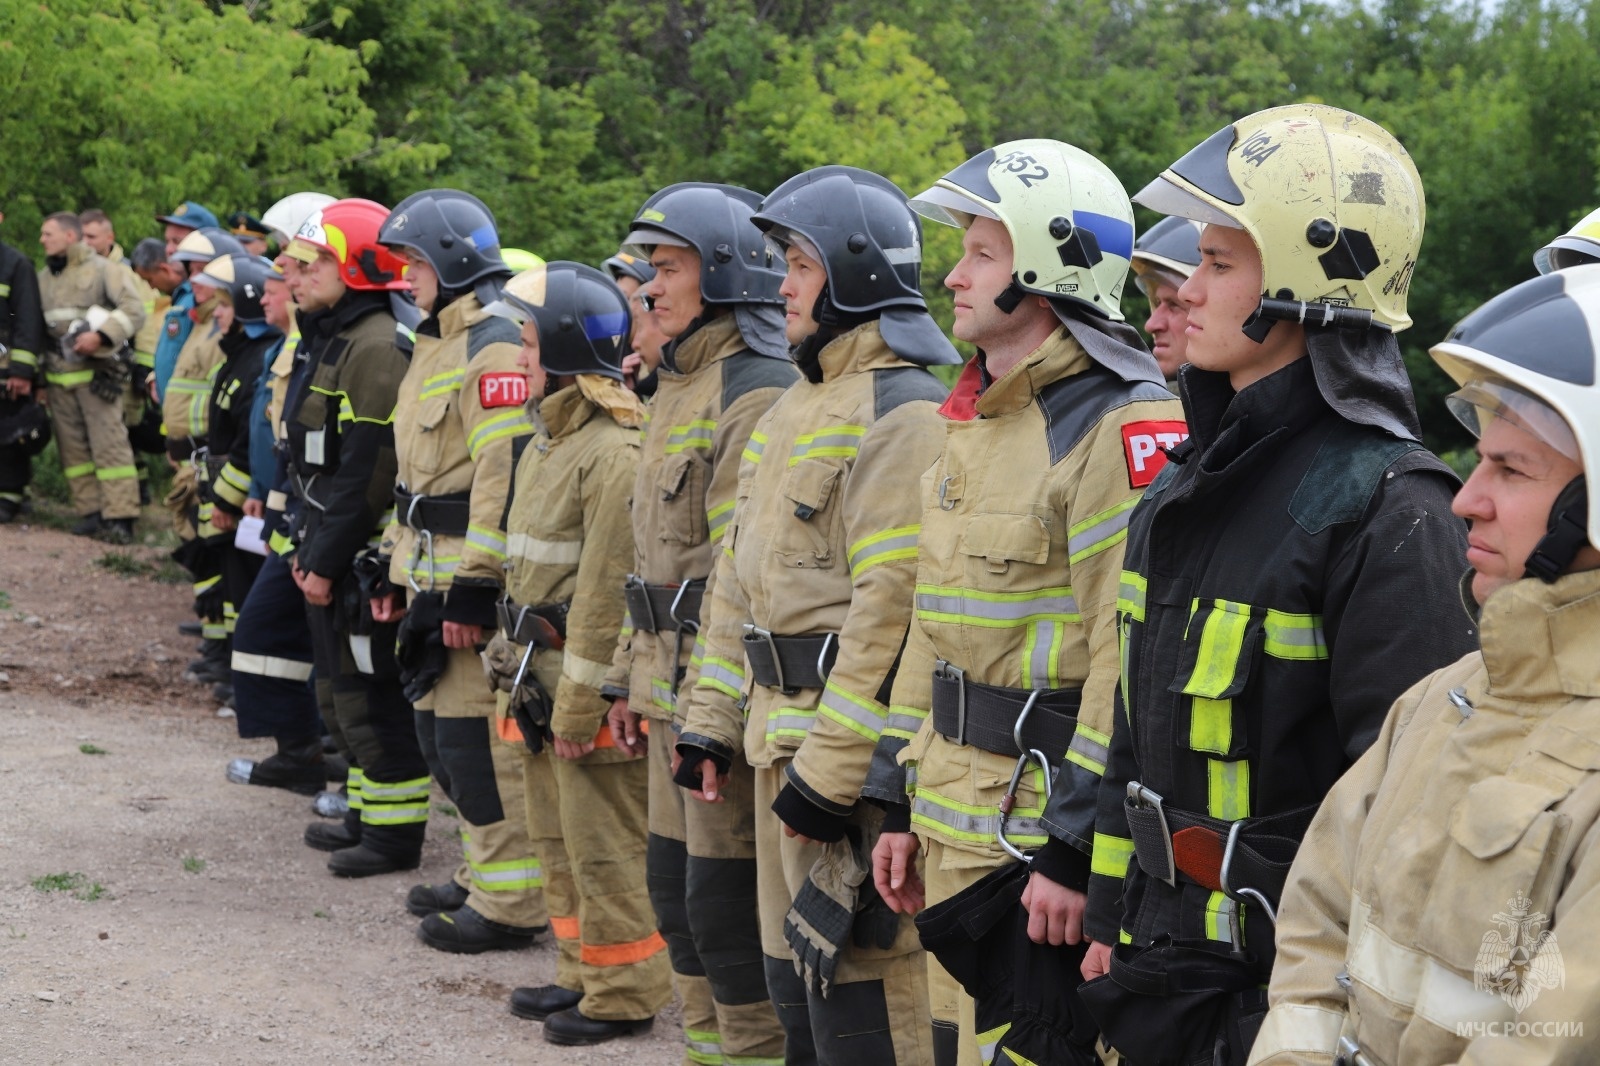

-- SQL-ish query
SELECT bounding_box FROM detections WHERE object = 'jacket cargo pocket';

[657,451,707,547]
[1419,772,1573,975]
[956,512,1050,574]
[910,737,1047,859]
[1169,600,1264,760]
[775,459,843,570]
[407,393,454,477]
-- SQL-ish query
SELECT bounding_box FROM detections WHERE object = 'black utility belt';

[743,626,838,693]
[929,661,1080,759]
[1123,781,1317,919]
[623,576,704,634]
[394,486,471,535]
[496,599,570,647]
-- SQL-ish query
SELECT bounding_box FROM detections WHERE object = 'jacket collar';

[1478,568,1600,703]
[815,321,909,383]
[432,292,489,339]
[945,328,1089,421]
[661,314,743,377]
[538,383,596,441]
[300,289,391,341]
[65,242,95,268]
[1182,355,1325,464]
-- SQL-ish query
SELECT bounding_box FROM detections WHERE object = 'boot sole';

[543,1020,653,1045]
[509,995,583,1022]
[328,856,421,879]
[416,928,537,955]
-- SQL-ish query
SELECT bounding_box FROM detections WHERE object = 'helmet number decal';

[479,372,529,409]
[1237,133,1281,168]
[1122,420,1189,488]
[996,150,1050,188]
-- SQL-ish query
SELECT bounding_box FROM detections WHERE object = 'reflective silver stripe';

[882,708,925,739]
[788,428,865,463]
[696,657,745,697]
[910,796,1046,842]
[230,651,313,681]
[1067,725,1110,773]
[916,586,1080,625]
[1067,500,1136,562]
[847,527,919,577]
[507,531,581,565]
[1248,1004,1345,1061]
[563,649,611,690]
[1026,619,1059,688]
[45,306,88,324]
[265,490,288,512]
[817,682,885,741]
[766,709,817,740]
[360,804,430,824]
[360,777,431,800]
[1346,896,1514,1031]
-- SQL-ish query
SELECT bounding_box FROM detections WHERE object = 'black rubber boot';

[226,736,325,796]
[543,1008,654,1046]
[96,517,134,545]
[406,879,470,917]
[416,904,543,954]
[510,985,583,1022]
[187,640,230,683]
[328,843,422,878]
[304,805,362,852]
[0,498,19,524]
[70,511,102,537]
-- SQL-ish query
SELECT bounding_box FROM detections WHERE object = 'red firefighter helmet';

[285,198,409,291]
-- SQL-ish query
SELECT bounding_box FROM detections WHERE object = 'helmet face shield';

[1535,206,1600,275]
[1447,379,1580,461]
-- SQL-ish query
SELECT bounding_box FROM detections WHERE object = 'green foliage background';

[3,0,1597,450]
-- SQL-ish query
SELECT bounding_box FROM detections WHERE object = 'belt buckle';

[934,660,966,744]
[1220,820,1279,927]
[745,624,787,693]
[668,581,698,634]
[1126,781,1177,887]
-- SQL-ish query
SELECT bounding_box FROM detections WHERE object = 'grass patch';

[95,551,152,578]
[31,872,107,900]
[181,855,205,874]
[313,909,330,919]
[78,743,108,755]
[434,802,457,818]
[0,590,10,610]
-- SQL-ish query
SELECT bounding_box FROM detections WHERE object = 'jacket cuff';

[879,802,911,834]
[442,581,500,627]
[771,783,850,843]
[672,732,732,789]
[1028,836,1091,894]
[600,683,629,702]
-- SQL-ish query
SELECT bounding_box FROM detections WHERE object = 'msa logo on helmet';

[1055,282,1080,294]
[1122,420,1189,488]
[479,372,529,409]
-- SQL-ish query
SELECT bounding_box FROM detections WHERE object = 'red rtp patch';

[1122,420,1189,488]
[479,372,529,408]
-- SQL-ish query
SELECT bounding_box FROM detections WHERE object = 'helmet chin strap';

[1524,475,1590,583]
[993,278,1027,314]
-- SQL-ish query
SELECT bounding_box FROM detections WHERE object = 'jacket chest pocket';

[407,393,455,477]
[657,451,708,547]
[1418,757,1582,976]
[956,512,1050,575]
[774,459,844,570]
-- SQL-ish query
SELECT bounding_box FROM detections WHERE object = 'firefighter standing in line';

[369,189,548,949]
[36,211,147,543]
[863,140,1184,1066]
[0,209,46,523]
[601,182,797,1066]
[1129,215,1203,385]
[276,199,434,877]
[484,263,673,1045]
[602,250,668,397]
[674,166,957,1065]
[1073,105,1477,1066]
[1252,265,1600,1065]
[153,201,219,402]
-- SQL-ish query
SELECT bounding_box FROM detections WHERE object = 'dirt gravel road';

[0,522,681,1064]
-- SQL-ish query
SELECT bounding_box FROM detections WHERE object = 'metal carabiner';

[997,691,1053,862]
[1220,819,1279,927]
[937,474,957,511]
[669,581,698,635]
[406,527,435,593]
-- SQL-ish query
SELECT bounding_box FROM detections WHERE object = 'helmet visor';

[283,237,326,265]
[1447,378,1580,461]
[908,185,998,229]
[621,226,689,254]
[762,227,822,267]
[1132,176,1243,230]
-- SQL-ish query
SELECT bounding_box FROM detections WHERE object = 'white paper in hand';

[235,514,269,556]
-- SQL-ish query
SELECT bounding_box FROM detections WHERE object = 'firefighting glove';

[480,634,553,755]
[784,826,895,997]
[89,350,132,404]
[395,590,447,703]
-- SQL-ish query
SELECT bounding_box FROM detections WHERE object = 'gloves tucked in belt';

[783,827,899,998]
[396,590,448,703]
[481,633,553,755]
[89,351,132,404]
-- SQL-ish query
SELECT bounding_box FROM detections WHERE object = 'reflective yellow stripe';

[881,705,924,741]
[788,423,865,464]
[848,524,920,578]
[816,680,885,741]
[665,419,716,454]
[1179,598,1252,698]
[741,430,767,466]
[9,349,36,367]
[916,584,1080,627]
[96,465,137,481]
[1263,609,1328,660]
[1206,757,1250,822]
[1189,696,1232,754]
[1067,496,1138,564]
[466,409,533,459]
[706,499,735,544]
[1090,832,1134,879]
[1117,570,1147,622]
[1203,889,1234,943]
[63,462,96,479]
[420,368,465,400]
[46,370,95,388]
[976,1023,1009,1065]
[1065,721,1111,776]
[465,524,507,561]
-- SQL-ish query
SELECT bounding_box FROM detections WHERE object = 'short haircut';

[44,211,83,236]
[130,237,168,272]
[78,208,112,228]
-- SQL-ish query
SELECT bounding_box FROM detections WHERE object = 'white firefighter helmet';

[1432,264,1600,571]
[1534,206,1600,275]
[261,192,336,243]
[910,138,1136,322]
[1135,104,1424,333]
